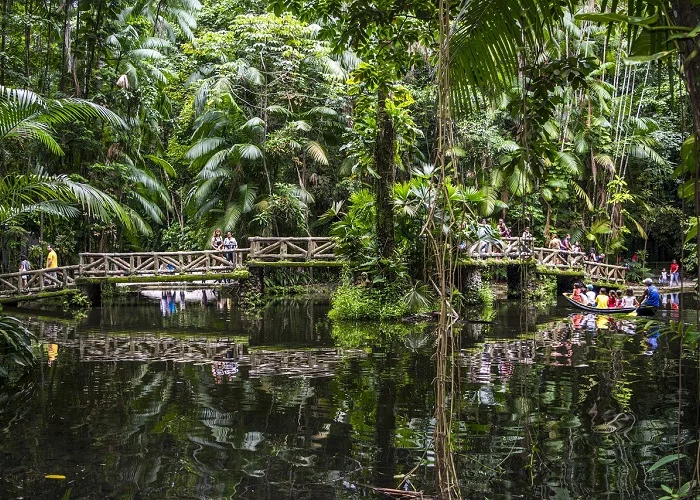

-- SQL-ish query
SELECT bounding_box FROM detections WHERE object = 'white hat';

[642,278,653,285]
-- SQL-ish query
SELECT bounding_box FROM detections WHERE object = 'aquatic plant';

[0,316,37,381]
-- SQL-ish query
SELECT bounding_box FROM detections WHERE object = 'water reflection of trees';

[1,311,697,498]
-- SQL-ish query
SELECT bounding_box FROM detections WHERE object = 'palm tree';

[105,13,173,94]
[0,85,125,156]
[134,0,202,41]
[0,86,150,235]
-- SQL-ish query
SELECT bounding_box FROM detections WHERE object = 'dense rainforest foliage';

[2,1,700,496]
[0,0,696,277]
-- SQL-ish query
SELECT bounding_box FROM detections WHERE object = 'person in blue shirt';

[641,278,661,307]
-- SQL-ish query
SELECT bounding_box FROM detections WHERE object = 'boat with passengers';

[562,293,656,316]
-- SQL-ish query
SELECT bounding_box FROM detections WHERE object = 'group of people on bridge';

[17,244,58,291]
[210,228,239,263]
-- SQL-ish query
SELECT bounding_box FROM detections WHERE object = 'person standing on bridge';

[498,219,511,238]
[549,234,561,250]
[45,245,58,284]
[562,234,572,251]
[549,233,562,264]
[477,219,490,256]
[210,229,223,251]
[223,231,238,264]
[19,255,30,290]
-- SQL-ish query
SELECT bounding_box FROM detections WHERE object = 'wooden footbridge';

[0,236,626,302]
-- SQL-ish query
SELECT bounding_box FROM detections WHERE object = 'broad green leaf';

[647,454,688,472]
[624,51,676,64]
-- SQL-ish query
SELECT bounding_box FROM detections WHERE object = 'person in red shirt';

[608,290,618,308]
[669,259,680,286]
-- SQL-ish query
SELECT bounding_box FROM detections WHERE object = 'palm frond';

[237,143,263,161]
[144,154,178,177]
[450,0,566,110]
[185,137,226,160]
[305,141,329,165]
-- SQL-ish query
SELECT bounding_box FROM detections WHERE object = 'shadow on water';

[0,290,697,498]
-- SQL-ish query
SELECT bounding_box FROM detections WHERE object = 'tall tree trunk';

[59,1,69,93]
[375,87,395,259]
[42,0,52,95]
[670,1,700,295]
[24,0,30,84]
[84,0,104,98]
[72,0,80,95]
[1,0,7,85]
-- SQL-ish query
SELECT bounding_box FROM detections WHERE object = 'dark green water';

[0,290,698,499]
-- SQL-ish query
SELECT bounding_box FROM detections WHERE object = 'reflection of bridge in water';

[35,322,367,378]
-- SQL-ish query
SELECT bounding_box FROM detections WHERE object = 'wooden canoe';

[562,293,656,316]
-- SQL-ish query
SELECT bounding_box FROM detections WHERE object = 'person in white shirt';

[585,284,596,305]
[223,231,238,264]
[621,288,639,308]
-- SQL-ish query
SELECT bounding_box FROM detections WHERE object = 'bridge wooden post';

[280,240,288,259]
[308,239,316,260]
[249,238,258,260]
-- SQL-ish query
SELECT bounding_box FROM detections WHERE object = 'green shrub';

[328,282,429,320]
[625,260,651,283]
[527,276,556,302]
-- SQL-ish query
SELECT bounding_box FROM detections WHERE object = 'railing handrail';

[1,265,80,278]
[584,260,624,269]
[248,236,332,241]
[79,249,250,258]
[533,246,586,255]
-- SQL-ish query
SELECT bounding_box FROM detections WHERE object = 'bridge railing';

[464,237,534,258]
[585,261,627,284]
[533,247,587,269]
[0,265,79,296]
[248,237,337,260]
[78,250,249,277]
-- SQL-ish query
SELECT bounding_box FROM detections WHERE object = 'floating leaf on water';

[45,474,66,480]
[648,453,689,472]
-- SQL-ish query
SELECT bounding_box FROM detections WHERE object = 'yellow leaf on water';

[45,475,66,480]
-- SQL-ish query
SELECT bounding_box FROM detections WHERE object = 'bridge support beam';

[458,265,483,304]
[239,267,264,304]
[79,283,103,306]
[506,263,536,298]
